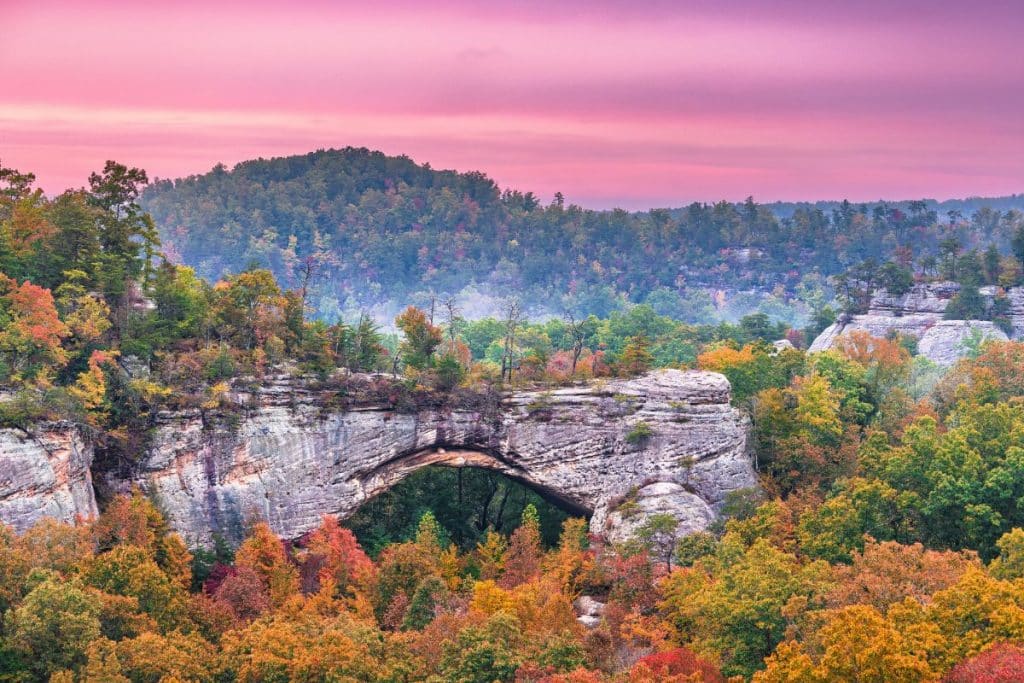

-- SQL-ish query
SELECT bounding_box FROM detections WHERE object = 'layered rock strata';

[810,282,1015,364]
[0,422,98,532]
[0,370,756,547]
[130,369,754,546]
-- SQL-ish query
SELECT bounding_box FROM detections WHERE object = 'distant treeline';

[141,147,1024,323]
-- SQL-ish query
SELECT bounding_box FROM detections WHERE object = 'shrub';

[625,421,654,445]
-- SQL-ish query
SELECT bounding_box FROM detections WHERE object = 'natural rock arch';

[356,446,594,519]
[0,370,757,546]
[130,369,756,547]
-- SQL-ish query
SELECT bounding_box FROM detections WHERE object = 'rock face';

[124,369,754,546]
[0,422,98,532]
[574,595,606,628]
[604,481,714,546]
[917,321,1009,366]
[0,370,755,546]
[810,282,1014,365]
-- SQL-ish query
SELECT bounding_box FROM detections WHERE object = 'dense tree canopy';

[141,148,1024,326]
[4,157,1024,679]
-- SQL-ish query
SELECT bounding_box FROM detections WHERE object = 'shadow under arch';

[347,447,593,552]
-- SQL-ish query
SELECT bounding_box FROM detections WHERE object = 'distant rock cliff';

[810,282,1017,365]
[0,370,757,547]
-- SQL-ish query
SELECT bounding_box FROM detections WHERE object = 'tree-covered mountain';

[142,147,1024,326]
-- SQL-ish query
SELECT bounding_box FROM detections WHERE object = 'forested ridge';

[6,158,1024,680]
[140,147,1024,324]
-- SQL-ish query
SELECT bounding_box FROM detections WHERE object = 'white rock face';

[809,314,948,354]
[0,371,756,546]
[574,595,606,628]
[125,370,756,547]
[603,481,715,545]
[917,321,1009,366]
[0,422,97,532]
[772,339,795,353]
[870,281,960,316]
[810,282,1017,365]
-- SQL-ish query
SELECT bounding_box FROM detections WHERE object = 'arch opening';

[346,461,591,556]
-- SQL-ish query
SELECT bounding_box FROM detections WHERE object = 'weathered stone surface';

[810,282,1017,365]
[772,339,795,353]
[0,422,97,532]
[917,321,1009,366]
[574,595,606,628]
[870,281,960,316]
[809,314,945,353]
[125,369,755,546]
[0,370,755,546]
[603,481,714,545]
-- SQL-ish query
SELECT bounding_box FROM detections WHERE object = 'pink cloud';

[1,0,1022,208]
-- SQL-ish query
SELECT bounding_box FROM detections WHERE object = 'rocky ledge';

[0,422,98,532]
[810,282,1017,365]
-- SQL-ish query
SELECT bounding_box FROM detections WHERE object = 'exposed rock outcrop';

[604,481,714,546]
[574,595,606,628]
[810,282,1014,365]
[917,321,1009,365]
[124,369,754,547]
[0,422,97,532]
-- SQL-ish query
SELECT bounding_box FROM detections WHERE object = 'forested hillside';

[141,148,1024,325]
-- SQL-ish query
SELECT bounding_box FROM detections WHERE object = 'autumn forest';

[1,149,1024,683]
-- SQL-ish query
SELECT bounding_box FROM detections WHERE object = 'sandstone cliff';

[810,282,1016,365]
[0,422,98,532]
[0,370,756,547]
[127,369,754,546]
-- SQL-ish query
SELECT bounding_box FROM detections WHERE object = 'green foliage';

[698,342,804,405]
[619,334,654,375]
[662,538,832,678]
[627,513,681,568]
[625,420,654,445]
[990,528,1024,580]
[945,276,988,321]
[141,262,210,347]
[10,157,1024,683]
[88,161,161,320]
[804,304,836,342]
[439,612,522,683]
[434,352,465,391]
[675,531,718,567]
[5,576,102,678]
[402,575,445,631]
[139,149,1024,323]
[213,268,285,350]
[797,477,912,563]
[808,351,873,424]
[520,503,540,531]
[346,467,570,554]
[395,305,442,371]
[878,261,914,295]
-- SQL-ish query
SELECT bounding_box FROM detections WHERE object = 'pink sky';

[1,0,1022,209]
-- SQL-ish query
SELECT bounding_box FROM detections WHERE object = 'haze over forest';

[140,147,1024,326]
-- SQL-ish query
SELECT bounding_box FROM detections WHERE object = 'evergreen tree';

[401,576,444,630]
[620,334,654,376]
[984,244,1001,285]
[944,273,987,321]
[1013,224,1024,269]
